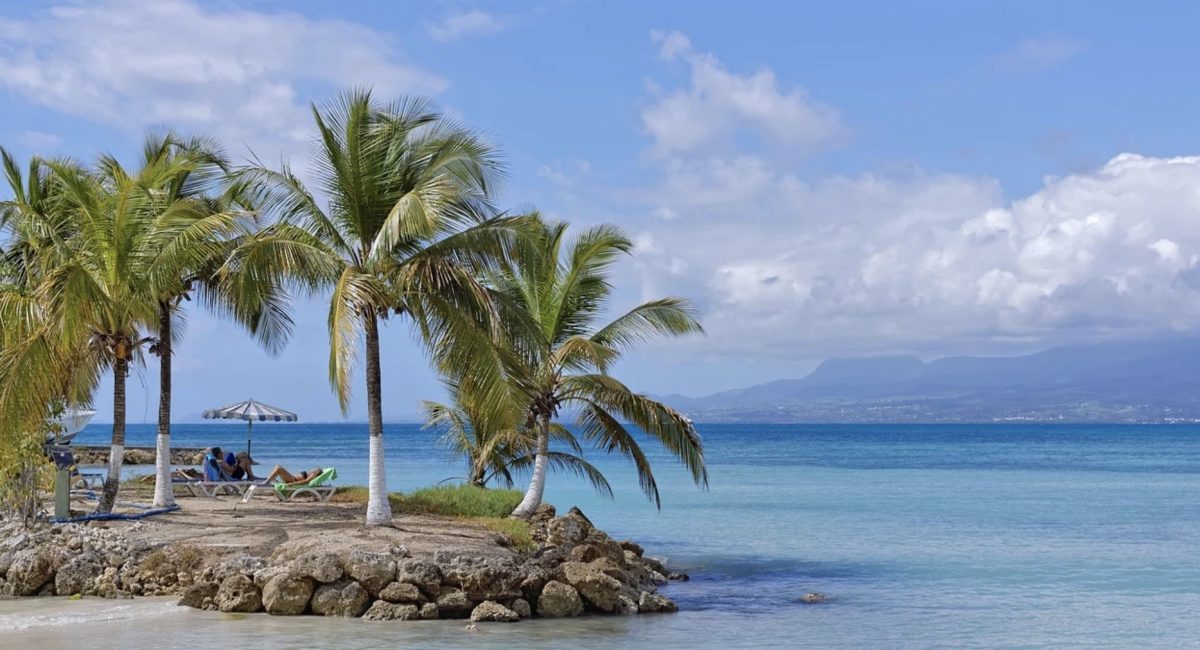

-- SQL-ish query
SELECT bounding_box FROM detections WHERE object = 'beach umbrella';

[202,398,298,457]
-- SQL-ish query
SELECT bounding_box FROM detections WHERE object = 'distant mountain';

[662,339,1200,423]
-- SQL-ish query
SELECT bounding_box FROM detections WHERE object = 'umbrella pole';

[247,419,253,458]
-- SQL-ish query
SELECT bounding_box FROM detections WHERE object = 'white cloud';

[993,37,1086,74]
[628,153,1200,359]
[642,30,845,156]
[426,10,506,42]
[16,130,62,151]
[0,0,445,161]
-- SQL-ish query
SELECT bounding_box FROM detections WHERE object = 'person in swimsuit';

[262,465,324,486]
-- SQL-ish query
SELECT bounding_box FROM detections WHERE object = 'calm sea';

[4,422,1199,648]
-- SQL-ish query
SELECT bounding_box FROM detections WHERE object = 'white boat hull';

[47,409,96,444]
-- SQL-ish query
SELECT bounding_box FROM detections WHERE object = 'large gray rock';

[310,579,369,617]
[396,560,442,596]
[212,554,266,581]
[435,588,474,618]
[536,580,583,617]
[54,553,103,596]
[562,561,624,612]
[442,556,523,600]
[546,512,591,547]
[178,581,218,609]
[470,600,519,622]
[291,551,344,583]
[510,597,532,619]
[378,581,424,603]
[344,550,396,597]
[362,601,421,621]
[216,574,262,613]
[7,547,57,596]
[262,574,314,615]
[638,591,678,613]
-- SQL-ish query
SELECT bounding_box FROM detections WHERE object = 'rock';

[344,550,396,597]
[291,552,344,583]
[310,580,370,617]
[7,548,56,596]
[519,567,549,600]
[530,503,556,524]
[615,594,638,615]
[55,553,103,596]
[470,600,519,622]
[799,592,827,604]
[536,580,583,618]
[667,572,690,582]
[546,512,591,547]
[216,574,262,613]
[378,581,423,603]
[435,589,474,618]
[442,556,523,600]
[638,591,678,613]
[641,556,668,576]
[362,601,422,621]
[396,560,442,596]
[262,574,314,615]
[510,597,532,619]
[619,540,644,557]
[212,554,266,581]
[561,561,623,612]
[252,566,289,589]
[418,602,439,619]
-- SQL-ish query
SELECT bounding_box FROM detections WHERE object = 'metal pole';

[247,419,253,458]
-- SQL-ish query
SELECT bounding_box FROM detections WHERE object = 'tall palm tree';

[469,218,708,518]
[240,88,514,526]
[138,133,298,508]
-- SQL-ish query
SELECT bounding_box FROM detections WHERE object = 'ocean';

[4,422,1199,648]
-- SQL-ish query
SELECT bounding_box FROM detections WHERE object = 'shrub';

[391,484,523,518]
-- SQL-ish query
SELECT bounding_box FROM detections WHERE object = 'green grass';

[329,484,534,551]
[392,484,523,518]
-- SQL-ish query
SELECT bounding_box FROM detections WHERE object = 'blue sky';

[3,1,1200,422]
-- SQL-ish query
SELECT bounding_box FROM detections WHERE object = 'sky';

[3,0,1200,422]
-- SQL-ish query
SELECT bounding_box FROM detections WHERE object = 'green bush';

[392,484,523,518]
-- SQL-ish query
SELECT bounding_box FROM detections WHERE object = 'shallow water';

[5,423,1200,648]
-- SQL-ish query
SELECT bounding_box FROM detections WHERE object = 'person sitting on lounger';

[261,465,325,486]
[207,447,258,481]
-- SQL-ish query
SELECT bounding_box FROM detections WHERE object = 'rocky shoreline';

[0,505,686,623]
[70,446,206,466]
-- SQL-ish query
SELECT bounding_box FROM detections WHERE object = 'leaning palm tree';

[25,154,190,513]
[424,376,611,494]
[240,88,515,526]
[465,218,707,518]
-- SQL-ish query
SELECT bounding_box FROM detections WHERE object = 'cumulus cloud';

[0,0,445,160]
[642,30,845,157]
[426,10,506,42]
[629,153,1200,359]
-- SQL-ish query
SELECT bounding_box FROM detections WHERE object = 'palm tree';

[424,376,611,494]
[240,88,514,526]
[468,218,707,518]
[137,133,298,508]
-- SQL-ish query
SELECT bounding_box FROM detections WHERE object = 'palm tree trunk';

[511,417,550,518]
[363,313,392,526]
[152,301,175,508]
[96,352,128,514]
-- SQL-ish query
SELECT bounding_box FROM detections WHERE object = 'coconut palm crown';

[240,88,517,526]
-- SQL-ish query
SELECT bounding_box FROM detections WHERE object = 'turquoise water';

[9,423,1200,648]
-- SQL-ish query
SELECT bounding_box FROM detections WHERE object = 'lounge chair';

[241,467,338,503]
[185,450,262,497]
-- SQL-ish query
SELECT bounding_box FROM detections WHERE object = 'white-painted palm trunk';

[512,420,550,518]
[365,435,391,525]
[152,434,175,507]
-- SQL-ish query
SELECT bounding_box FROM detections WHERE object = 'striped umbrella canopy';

[202,399,298,457]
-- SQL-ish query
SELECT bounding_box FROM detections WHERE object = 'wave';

[0,598,178,632]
